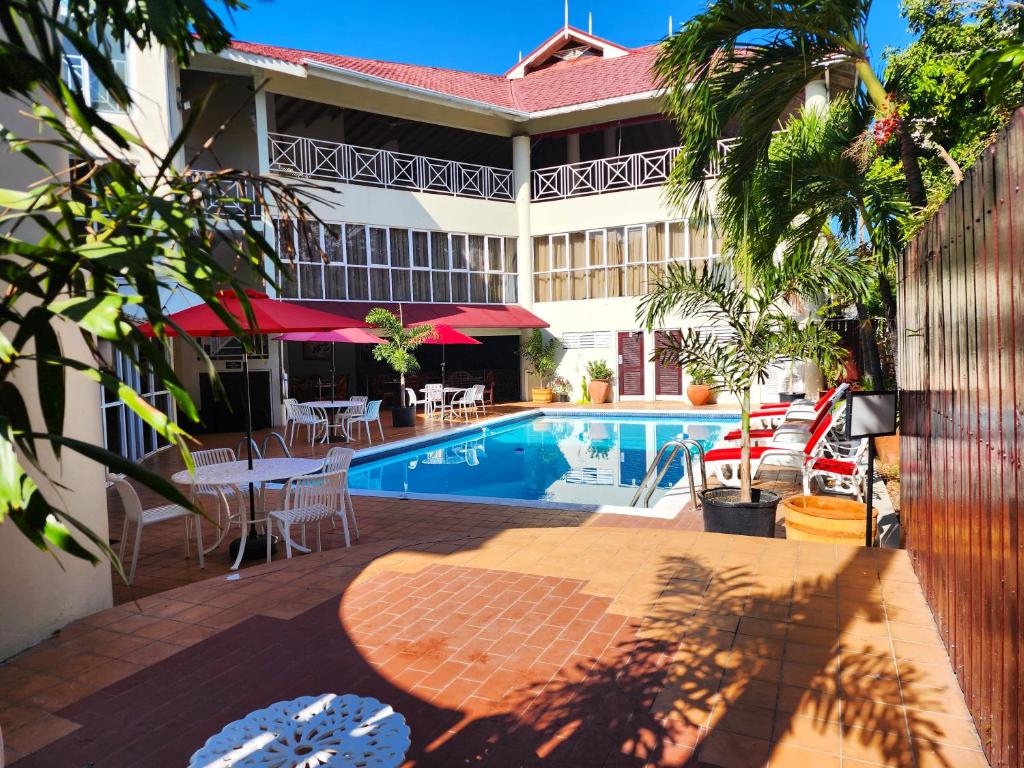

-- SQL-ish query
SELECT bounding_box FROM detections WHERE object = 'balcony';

[188,172,261,219]
[268,132,515,202]
[531,140,736,201]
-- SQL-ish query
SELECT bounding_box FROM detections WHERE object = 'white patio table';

[419,387,466,421]
[188,693,410,768]
[172,457,323,569]
[303,399,362,442]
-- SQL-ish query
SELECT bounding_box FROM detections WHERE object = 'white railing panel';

[268,132,513,201]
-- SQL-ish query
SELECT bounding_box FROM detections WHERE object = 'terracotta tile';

[709,702,777,741]
[2,711,80,756]
[771,714,841,755]
[698,730,772,768]
[841,723,914,766]
[766,742,840,768]
[912,739,988,768]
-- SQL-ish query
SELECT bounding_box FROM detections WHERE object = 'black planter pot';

[391,406,416,428]
[778,391,806,403]
[699,487,781,538]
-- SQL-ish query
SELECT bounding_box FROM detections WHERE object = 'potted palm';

[686,364,716,406]
[523,329,559,403]
[585,359,614,404]
[641,238,861,536]
[365,308,434,427]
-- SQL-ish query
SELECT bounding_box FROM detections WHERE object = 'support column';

[603,126,617,158]
[566,133,580,164]
[253,82,274,175]
[513,134,533,310]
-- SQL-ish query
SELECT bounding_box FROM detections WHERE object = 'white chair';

[108,474,204,585]
[282,398,299,444]
[424,384,444,419]
[470,383,486,414]
[338,395,368,438]
[267,470,344,560]
[451,387,479,420]
[289,403,329,446]
[405,387,429,416]
[322,447,359,546]
[348,400,384,444]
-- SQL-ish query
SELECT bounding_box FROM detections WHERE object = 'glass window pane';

[390,229,410,267]
[299,263,323,299]
[486,237,503,271]
[369,268,390,299]
[534,273,550,302]
[504,275,518,304]
[277,220,296,260]
[647,223,664,263]
[504,238,517,272]
[607,266,624,298]
[625,265,644,296]
[412,270,431,301]
[587,231,604,266]
[450,235,468,270]
[588,266,606,298]
[280,265,298,298]
[570,232,586,269]
[551,235,567,270]
[551,271,568,301]
[470,272,486,303]
[325,265,346,299]
[711,221,724,257]
[468,235,485,271]
[669,221,686,262]
[430,232,449,269]
[412,231,430,268]
[369,227,388,265]
[533,236,549,273]
[391,269,411,301]
[431,271,450,302]
[626,227,644,264]
[297,221,320,262]
[347,267,368,300]
[346,225,367,265]
[487,274,503,303]
[607,228,624,266]
[450,271,469,302]
[324,224,343,262]
[689,222,709,262]
[571,271,587,300]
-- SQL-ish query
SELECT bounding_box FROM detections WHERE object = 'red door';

[654,330,682,396]
[618,331,645,397]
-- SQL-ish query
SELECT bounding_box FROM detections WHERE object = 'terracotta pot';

[687,384,712,406]
[588,379,611,404]
[783,495,875,545]
[874,432,900,465]
[531,387,553,404]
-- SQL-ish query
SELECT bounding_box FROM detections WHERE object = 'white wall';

[529,187,681,236]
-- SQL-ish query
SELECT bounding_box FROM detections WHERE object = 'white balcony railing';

[531,140,737,201]
[187,172,260,219]
[268,132,515,202]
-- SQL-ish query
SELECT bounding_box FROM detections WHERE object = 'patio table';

[172,457,323,569]
[303,399,362,442]
[188,693,410,768]
[419,387,466,421]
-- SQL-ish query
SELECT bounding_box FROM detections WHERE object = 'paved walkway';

[0,402,987,766]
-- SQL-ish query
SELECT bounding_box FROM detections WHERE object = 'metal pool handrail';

[630,438,708,509]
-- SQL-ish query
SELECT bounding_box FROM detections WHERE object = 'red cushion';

[809,457,857,475]
[705,446,775,462]
[722,428,775,441]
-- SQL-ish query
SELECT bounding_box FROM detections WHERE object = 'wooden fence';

[899,108,1024,768]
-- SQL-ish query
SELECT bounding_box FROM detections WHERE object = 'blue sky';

[225,0,915,75]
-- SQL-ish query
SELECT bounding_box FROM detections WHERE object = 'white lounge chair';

[349,399,384,444]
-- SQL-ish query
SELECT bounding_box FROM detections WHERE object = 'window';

[278,221,518,304]
[101,346,174,462]
[533,219,723,302]
[61,25,128,112]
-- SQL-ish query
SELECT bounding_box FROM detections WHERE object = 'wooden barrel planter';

[782,495,875,545]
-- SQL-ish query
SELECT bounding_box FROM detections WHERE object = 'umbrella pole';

[331,344,337,401]
[243,349,256,528]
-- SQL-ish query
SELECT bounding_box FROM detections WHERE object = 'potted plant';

[641,236,862,537]
[550,376,572,402]
[585,360,614,404]
[778,359,806,402]
[365,308,434,427]
[523,329,559,403]
[686,364,717,406]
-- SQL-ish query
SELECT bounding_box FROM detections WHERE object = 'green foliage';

[523,329,559,387]
[365,308,433,405]
[549,376,572,397]
[686,364,716,387]
[584,359,613,381]
[885,0,1024,210]
[0,0,321,571]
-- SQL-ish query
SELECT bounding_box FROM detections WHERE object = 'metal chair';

[424,384,444,420]
[405,387,429,416]
[282,398,299,444]
[108,474,204,584]
[289,403,329,446]
[322,447,358,546]
[348,400,384,444]
[267,470,344,560]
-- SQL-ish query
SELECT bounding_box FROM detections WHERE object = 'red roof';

[293,301,549,329]
[228,34,659,114]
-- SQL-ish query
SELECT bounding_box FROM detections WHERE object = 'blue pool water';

[348,413,739,508]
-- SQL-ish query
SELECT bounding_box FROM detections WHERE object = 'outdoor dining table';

[303,399,362,442]
[419,387,466,421]
[172,457,324,570]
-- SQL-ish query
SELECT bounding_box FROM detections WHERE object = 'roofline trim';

[205,46,309,78]
[525,89,663,118]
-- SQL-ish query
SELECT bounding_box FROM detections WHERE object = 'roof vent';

[553,45,597,62]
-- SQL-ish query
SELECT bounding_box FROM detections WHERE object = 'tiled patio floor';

[0,402,986,766]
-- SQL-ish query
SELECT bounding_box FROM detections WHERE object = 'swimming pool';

[348,411,739,512]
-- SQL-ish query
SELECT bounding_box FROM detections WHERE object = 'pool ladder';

[629,438,708,509]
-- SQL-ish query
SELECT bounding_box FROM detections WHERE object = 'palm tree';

[640,233,867,503]
[654,0,929,219]
[365,308,434,408]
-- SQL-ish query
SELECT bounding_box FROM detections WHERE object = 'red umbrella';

[274,328,383,401]
[138,289,362,337]
[413,324,480,387]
